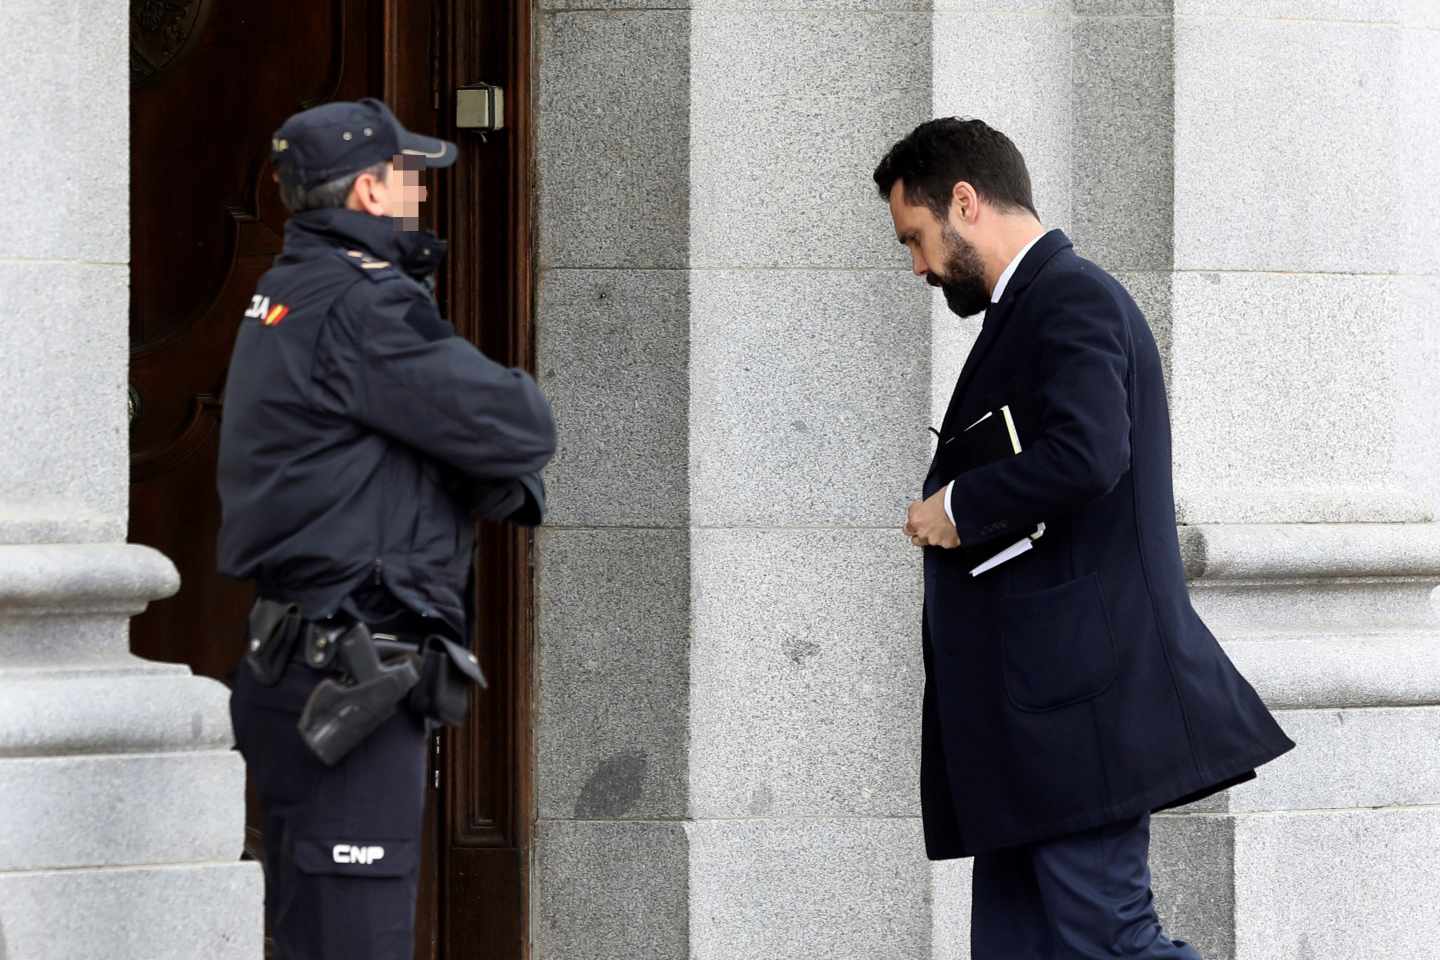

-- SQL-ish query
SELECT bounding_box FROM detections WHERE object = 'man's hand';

[905,487,960,549]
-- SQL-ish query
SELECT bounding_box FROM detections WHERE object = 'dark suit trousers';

[971,813,1201,959]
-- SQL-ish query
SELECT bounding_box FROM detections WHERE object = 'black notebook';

[933,405,1046,576]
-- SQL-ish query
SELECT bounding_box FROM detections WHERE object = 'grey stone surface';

[1223,706,1440,812]
[1174,0,1403,21]
[1072,16,1174,271]
[1076,0,1172,12]
[535,820,690,960]
[1167,273,1423,524]
[930,300,981,425]
[689,269,929,526]
[930,858,972,960]
[1181,522,1440,581]
[1221,634,1440,710]
[0,861,262,960]
[536,529,690,819]
[0,543,178,613]
[537,12,689,269]
[1171,17,1408,274]
[538,270,690,527]
[0,673,233,756]
[932,9,1073,235]
[540,0,1065,11]
[1150,814,1236,960]
[0,263,129,544]
[1233,807,1440,959]
[688,817,929,960]
[1111,271,1174,381]
[0,0,129,264]
[0,750,246,871]
[1192,578,1439,636]
[1393,276,1440,515]
[688,529,923,818]
[689,13,930,269]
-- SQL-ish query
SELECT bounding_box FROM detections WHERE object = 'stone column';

[1072,2,1440,958]
[534,0,944,955]
[0,3,260,957]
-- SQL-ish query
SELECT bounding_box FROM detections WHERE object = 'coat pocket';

[999,571,1118,712]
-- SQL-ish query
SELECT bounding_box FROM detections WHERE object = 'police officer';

[218,99,556,959]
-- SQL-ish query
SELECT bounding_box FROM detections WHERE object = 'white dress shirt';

[942,231,1045,527]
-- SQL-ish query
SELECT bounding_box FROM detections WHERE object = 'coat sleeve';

[946,270,1132,546]
[313,282,557,481]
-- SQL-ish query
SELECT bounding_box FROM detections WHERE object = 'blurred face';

[889,180,991,318]
[349,157,428,229]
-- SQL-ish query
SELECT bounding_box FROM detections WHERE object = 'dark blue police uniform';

[218,100,556,959]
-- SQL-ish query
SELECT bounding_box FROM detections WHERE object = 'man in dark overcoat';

[876,118,1294,958]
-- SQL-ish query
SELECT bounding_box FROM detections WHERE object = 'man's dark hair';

[278,161,388,213]
[873,118,1038,220]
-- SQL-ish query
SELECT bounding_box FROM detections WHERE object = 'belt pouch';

[244,599,302,687]
[408,635,487,727]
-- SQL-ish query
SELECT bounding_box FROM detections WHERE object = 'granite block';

[688,528,923,818]
[1174,0,1402,20]
[1232,807,1440,959]
[688,817,930,960]
[1073,17,1175,271]
[1166,272,1412,524]
[930,858,973,960]
[1224,706,1440,812]
[1149,814,1237,960]
[535,529,691,819]
[537,270,690,526]
[688,269,930,526]
[932,9,1073,235]
[0,750,246,871]
[0,861,262,960]
[538,12,689,269]
[1172,17,1406,274]
[690,13,931,268]
[535,820,690,960]
[1,0,129,263]
[0,262,129,542]
[930,299,981,426]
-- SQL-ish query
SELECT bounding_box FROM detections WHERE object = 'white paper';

[969,536,1035,577]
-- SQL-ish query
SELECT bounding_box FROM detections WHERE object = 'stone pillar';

[1072,3,1440,958]
[0,3,260,957]
[534,0,1440,957]
[534,0,944,955]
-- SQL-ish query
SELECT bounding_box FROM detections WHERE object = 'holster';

[407,635,487,727]
[244,599,303,687]
[297,622,420,766]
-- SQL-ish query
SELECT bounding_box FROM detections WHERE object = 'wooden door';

[127,1,533,956]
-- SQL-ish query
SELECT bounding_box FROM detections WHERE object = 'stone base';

[0,861,262,960]
[535,818,934,960]
[1154,805,1440,960]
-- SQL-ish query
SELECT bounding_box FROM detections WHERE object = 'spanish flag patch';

[263,304,290,327]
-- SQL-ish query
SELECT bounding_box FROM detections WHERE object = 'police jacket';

[217,208,556,633]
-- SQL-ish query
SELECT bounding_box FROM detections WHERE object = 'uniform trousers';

[231,660,428,960]
[971,813,1201,960]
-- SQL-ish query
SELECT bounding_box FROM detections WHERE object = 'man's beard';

[927,224,990,318]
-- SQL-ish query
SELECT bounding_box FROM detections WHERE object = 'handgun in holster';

[297,623,419,766]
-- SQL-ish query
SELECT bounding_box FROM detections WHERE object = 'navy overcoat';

[921,229,1294,860]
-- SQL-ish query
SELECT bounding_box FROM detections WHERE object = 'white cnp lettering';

[244,295,272,319]
[332,844,386,865]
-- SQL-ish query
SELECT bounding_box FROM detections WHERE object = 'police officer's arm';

[314,283,557,480]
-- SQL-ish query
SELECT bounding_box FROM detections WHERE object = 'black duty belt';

[243,597,487,766]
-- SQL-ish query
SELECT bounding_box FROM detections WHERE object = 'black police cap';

[271,98,457,191]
